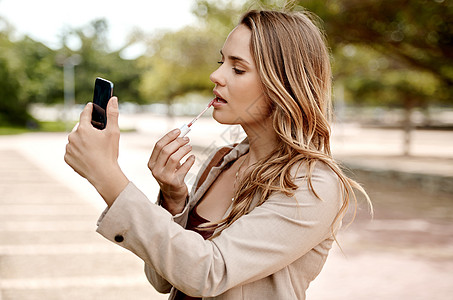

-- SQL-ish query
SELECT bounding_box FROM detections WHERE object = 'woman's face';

[210,25,270,127]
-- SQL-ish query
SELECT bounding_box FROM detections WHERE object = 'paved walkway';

[0,136,167,300]
[0,117,452,299]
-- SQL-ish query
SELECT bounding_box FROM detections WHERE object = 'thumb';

[106,97,119,130]
[80,102,93,125]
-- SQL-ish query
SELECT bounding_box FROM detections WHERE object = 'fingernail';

[112,97,118,107]
[183,136,189,141]
[172,128,180,134]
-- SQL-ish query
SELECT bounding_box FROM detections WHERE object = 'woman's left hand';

[64,97,129,206]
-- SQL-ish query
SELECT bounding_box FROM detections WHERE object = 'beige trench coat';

[97,139,342,299]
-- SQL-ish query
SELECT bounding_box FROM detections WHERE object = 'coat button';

[114,234,124,243]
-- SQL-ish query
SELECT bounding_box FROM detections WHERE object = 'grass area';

[0,120,135,135]
[0,127,31,135]
[0,121,77,135]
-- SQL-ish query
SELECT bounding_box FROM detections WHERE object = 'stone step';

[0,231,104,246]
[1,249,145,279]
[0,214,97,223]
[0,184,94,205]
[0,220,95,232]
[0,204,99,216]
[1,284,167,300]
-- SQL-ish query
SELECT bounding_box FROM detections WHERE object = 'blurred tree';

[247,0,453,103]
[192,0,244,36]
[0,16,145,128]
[297,0,452,155]
[59,19,145,105]
[16,37,63,104]
[334,44,439,110]
[0,17,60,126]
[137,0,247,118]
[336,44,440,155]
[0,53,32,126]
[249,0,452,155]
[300,0,452,94]
[139,26,224,106]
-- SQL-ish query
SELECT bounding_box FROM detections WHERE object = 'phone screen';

[91,77,114,130]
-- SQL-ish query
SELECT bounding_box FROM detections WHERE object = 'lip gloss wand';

[178,99,215,137]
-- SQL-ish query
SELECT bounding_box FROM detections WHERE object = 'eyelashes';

[233,68,245,75]
[217,61,245,75]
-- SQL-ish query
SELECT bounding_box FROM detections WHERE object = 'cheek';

[240,96,272,123]
[235,77,263,101]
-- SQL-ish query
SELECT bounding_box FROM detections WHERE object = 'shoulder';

[287,159,343,206]
[291,159,341,185]
[261,160,343,234]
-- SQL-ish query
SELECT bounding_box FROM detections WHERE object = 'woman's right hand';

[148,129,195,215]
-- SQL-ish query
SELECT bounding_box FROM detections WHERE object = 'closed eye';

[233,68,245,75]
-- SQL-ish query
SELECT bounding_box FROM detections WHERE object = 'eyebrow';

[220,50,251,66]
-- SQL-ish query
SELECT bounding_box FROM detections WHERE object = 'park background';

[0,0,452,299]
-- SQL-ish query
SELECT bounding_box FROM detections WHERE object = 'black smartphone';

[91,77,114,130]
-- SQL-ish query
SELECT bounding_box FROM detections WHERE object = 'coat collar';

[189,138,249,212]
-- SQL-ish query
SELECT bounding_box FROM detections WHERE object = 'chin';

[212,113,242,126]
[213,118,237,125]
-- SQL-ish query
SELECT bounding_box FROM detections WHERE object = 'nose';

[209,66,225,86]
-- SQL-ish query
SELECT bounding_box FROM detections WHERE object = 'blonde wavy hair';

[208,9,372,239]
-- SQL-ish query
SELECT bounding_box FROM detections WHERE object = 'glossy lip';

[212,90,228,108]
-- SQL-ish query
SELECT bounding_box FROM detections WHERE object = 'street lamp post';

[62,54,81,131]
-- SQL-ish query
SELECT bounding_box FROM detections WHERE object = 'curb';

[341,161,453,195]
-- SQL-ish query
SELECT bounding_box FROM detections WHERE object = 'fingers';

[155,137,190,168]
[176,154,196,177]
[148,129,181,168]
[106,97,119,131]
[164,142,193,171]
[148,130,195,188]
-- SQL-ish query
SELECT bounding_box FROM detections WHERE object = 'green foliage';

[1,0,451,129]
[139,26,225,104]
[334,44,441,108]
[59,19,145,104]
[297,0,453,105]
[137,0,247,105]
[0,33,38,126]
[247,0,452,107]
[0,120,76,135]
[0,16,145,127]
[193,0,244,35]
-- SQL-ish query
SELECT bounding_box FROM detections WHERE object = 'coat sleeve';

[97,188,191,294]
[132,145,232,293]
[144,190,191,293]
[96,163,342,297]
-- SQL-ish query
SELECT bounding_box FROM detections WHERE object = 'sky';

[0,0,197,58]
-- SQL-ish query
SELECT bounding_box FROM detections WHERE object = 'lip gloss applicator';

[178,98,215,137]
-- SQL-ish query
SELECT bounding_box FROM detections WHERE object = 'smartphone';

[91,77,114,130]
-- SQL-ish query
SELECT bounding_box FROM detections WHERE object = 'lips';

[215,97,227,103]
[212,94,227,108]
[213,90,228,104]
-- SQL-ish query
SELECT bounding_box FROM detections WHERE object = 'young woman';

[65,9,370,300]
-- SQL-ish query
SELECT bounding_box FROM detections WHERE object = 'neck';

[242,119,278,164]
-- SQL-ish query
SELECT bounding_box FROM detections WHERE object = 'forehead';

[222,25,252,59]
